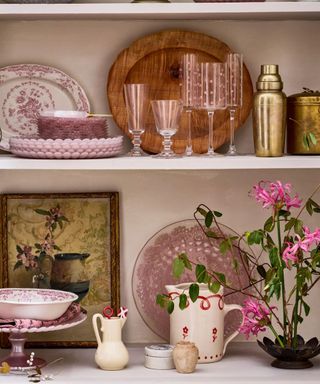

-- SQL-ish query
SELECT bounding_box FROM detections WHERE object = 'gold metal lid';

[256,64,283,91]
[287,88,320,104]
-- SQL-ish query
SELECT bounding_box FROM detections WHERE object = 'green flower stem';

[276,211,287,340]
[292,265,301,349]
[268,323,285,348]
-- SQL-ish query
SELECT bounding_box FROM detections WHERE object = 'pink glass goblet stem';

[0,333,46,371]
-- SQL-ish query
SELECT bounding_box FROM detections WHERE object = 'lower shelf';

[0,343,319,383]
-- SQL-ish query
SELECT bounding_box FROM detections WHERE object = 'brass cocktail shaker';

[253,64,286,157]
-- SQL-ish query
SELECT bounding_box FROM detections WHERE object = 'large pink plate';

[0,64,90,151]
[132,219,251,341]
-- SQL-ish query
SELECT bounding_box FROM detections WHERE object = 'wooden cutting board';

[107,30,253,154]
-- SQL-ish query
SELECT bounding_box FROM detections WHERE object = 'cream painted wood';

[0,344,319,383]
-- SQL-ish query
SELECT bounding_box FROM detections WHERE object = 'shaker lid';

[287,88,320,104]
[256,64,283,91]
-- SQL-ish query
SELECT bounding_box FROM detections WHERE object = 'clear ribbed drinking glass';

[199,62,227,157]
[151,100,183,158]
[124,83,149,157]
[226,53,243,156]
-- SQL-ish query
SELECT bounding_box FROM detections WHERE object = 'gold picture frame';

[0,192,120,348]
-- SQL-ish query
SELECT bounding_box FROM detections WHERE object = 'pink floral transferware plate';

[0,64,90,151]
[132,219,252,341]
[9,136,123,159]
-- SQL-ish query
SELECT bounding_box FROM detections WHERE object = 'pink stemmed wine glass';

[199,62,227,157]
[226,53,243,156]
[124,83,149,157]
[180,53,199,156]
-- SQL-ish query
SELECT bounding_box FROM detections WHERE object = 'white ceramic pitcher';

[165,282,243,363]
[92,314,129,370]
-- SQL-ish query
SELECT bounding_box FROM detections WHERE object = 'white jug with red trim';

[165,283,243,363]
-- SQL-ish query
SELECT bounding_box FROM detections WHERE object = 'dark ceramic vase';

[257,335,320,369]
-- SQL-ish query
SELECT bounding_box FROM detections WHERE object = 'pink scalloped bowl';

[9,136,123,159]
[0,288,78,321]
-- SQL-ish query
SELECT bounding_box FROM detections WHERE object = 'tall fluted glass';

[226,53,243,156]
[199,62,227,157]
[180,53,199,156]
[124,83,149,157]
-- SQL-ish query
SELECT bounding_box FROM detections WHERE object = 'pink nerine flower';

[251,180,302,211]
[282,226,320,267]
[239,298,274,339]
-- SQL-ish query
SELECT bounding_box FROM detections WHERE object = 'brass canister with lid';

[287,88,320,154]
[253,64,286,157]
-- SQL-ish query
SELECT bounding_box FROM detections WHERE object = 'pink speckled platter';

[0,64,90,151]
[9,136,123,159]
[132,219,252,341]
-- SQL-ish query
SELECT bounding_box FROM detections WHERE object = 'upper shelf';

[1,154,320,171]
[0,2,320,21]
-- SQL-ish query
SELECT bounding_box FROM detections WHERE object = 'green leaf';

[206,230,218,239]
[302,301,310,316]
[257,265,267,279]
[306,199,313,216]
[269,248,278,268]
[58,221,63,229]
[303,133,310,149]
[34,243,42,250]
[213,210,223,218]
[172,257,185,278]
[232,258,239,272]
[285,218,296,231]
[247,230,264,245]
[34,209,51,216]
[13,260,23,270]
[52,222,57,231]
[16,244,23,254]
[189,283,199,302]
[219,239,231,254]
[205,211,213,228]
[209,281,221,293]
[309,198,320,209]
[264,216,275,232]
[294,219,304,237]
[53,245,62,251]
[196,264,207,283]
[197,207,208,217]
[156,294,166,308]
[215,272,226,284]
[308,132,317,146]
[167,301,174,314]
[179,294,188,310]
[278,209,290,218]
[59,216,69,222]
[178,253,192,270]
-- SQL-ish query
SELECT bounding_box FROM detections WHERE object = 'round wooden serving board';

[107,30,253,154]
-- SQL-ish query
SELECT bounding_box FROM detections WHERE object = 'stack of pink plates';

[0,63,124,158]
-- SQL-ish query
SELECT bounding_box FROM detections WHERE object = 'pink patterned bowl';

[0,288,78,321]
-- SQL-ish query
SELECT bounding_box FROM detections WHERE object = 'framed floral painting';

[0,192,120,347]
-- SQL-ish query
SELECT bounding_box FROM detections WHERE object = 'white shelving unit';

[0,2,320,20]
[1,2,320,371]
[1,154,320,171]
